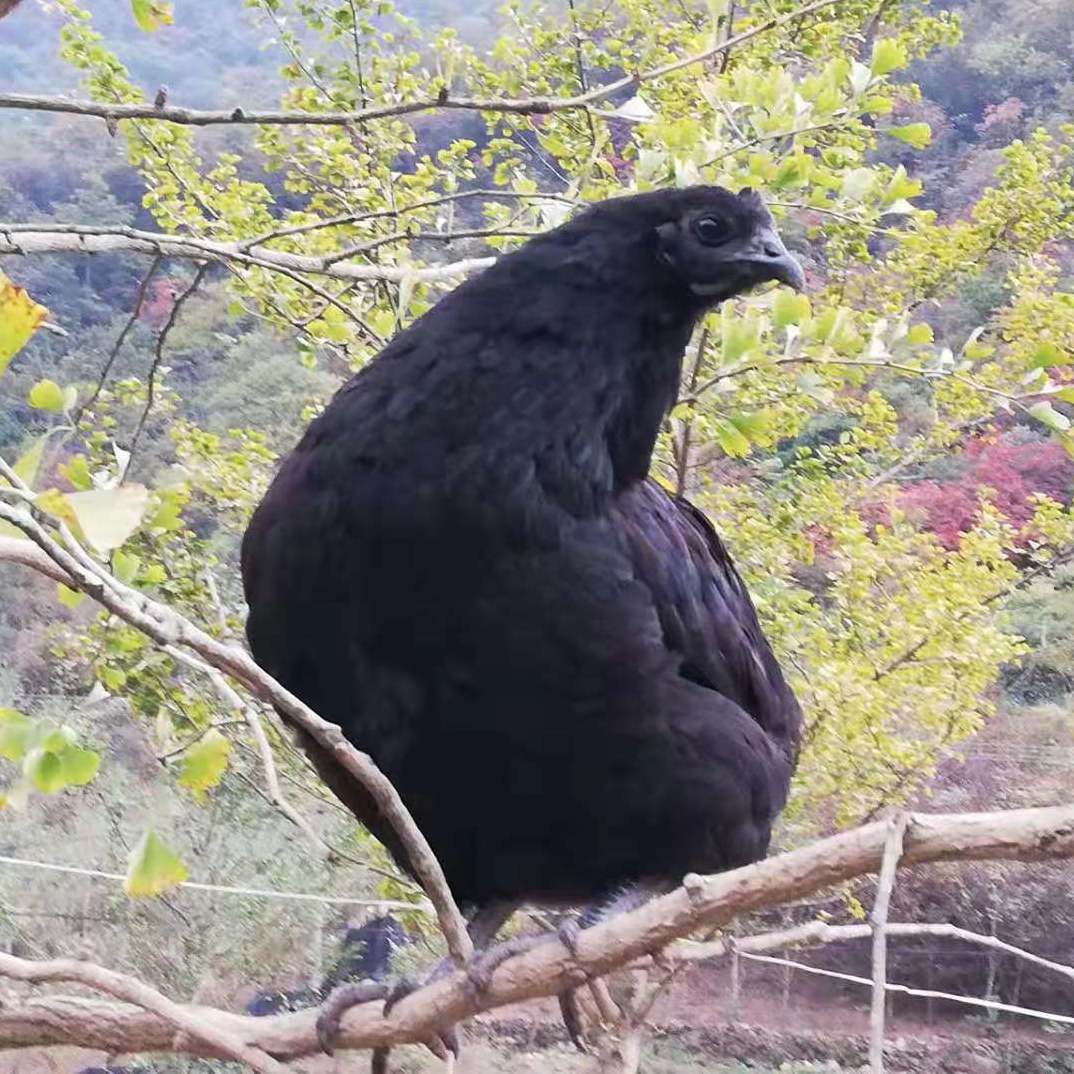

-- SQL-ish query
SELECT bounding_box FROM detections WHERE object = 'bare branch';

[673,919,1074,989]
[0,1,852,130]
[74,254,162,426]
[127,262,209,466]
[0,952,286,1074]
[0,537,72,585]
[166,644,339,863]
[0,223,495,284]
[4,801,1074,1058]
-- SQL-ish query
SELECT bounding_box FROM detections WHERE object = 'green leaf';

[112,550,142,584]
[178,728,231,793]
[12,434,48,487]
[1031,341,1069,367]
[59,455,94,491]
[714,417,751,457]
[24,748,65,793]
[99,666,127,691]
[839,168,876,203]
[0,270,47,377]
[57,583,85,609]
[35,487,87,541]
[870,38,907,77]
[772,290,811,328]
[58,746,100,786]
[130,0,174,32]
[35,724,76,752]
[27,379,65,412]
[885,123,932,149]
[1028,400,1071,433]
[907,324,934,345]
[0,708,32,761]
[64,485,150,554]
[140,563,168,585]
[720,306,761,364]
[125,829,189,897]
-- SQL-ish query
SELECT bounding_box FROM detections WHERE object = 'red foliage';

[898,434,1074,549]
[138,277,179,328]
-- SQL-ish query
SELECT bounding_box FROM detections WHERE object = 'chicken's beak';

[735,226,806,292]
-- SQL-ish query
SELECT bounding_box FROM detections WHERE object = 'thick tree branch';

[3,802,1074,1058]
[0,953,286,1074]
[0,0,849,130]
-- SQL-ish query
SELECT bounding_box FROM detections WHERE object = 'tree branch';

[0,0,851,130]
[0,224,496,284]
[3,801,1074,1057]
[0,952,286,1074]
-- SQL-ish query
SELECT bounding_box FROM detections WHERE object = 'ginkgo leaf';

[885,123,932,149]
[112,550,142,584]
[870,38,907,77]
[35,723,76,753]
[27,379,65,412]
[0,270,47,376]
[12,434,47,488]
[772,289,811,328]
[178,728,231,793]
[35,489,85,542]
[130,0,174,32]
[714,417,752,457]
[58,746,100,786]
[125,829,188,897]
[64,485,150,553]
[24,748,65,793]
[59,455,94,491]
[1029,400,1071,433]
[607,94,655,123]
[57,583,85,609]
[0,708,32,761]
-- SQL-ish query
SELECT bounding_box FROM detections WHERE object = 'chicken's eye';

[693,215,731,246]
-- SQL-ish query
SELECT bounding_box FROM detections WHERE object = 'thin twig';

[74,255,162,426]
[0,0,851,128]
[126,262,209,467]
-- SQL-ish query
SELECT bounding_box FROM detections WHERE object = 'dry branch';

[0,0,849,130]
[0,224,495,285]
[3,802,1074,1058]
[0,953,286,1074]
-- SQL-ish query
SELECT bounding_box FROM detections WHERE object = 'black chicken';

[241,185,804,1060]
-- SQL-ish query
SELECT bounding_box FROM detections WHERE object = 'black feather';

[242,185,803,909]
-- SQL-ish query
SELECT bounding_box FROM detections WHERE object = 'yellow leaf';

[27,379,65,412]
[64,485,150,553]
[124,829,188,897]
[177,728,231,793]
[0,270,48,375]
